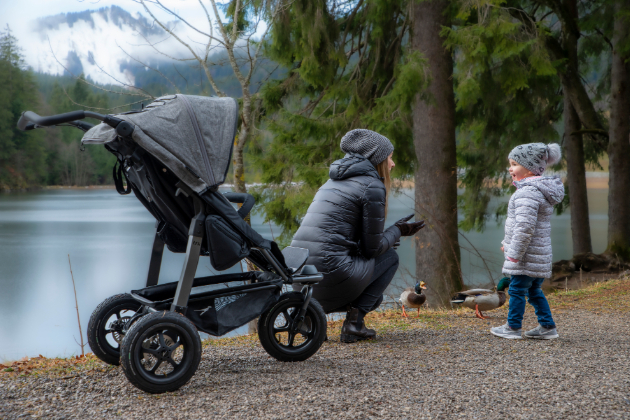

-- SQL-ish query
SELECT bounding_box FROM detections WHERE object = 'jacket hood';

[514,176,565,205]
[329,153,381,181]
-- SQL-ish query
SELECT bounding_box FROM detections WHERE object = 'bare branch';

[139,0,225,96]
[117,43,181,94]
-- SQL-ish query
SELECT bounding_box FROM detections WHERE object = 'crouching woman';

[291,129,424,343]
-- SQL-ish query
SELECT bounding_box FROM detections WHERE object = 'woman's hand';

[501,245,504,252]
[394,214,425,237]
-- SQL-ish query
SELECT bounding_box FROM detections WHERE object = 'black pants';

[352,249,399,313]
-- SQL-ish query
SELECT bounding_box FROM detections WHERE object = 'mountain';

[26,6,178,86]
[23,6,283,98]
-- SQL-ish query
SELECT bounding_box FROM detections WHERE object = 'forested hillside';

[0,24,280,190]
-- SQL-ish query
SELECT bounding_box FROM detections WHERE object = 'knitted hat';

[340,129,394,166]
[508,142,562,176]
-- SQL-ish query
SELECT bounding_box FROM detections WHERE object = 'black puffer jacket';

[291,153,401,312]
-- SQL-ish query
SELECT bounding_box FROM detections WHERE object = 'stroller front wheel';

[87,293,143,366]
[120,311,202,394]
[258,292,327,362]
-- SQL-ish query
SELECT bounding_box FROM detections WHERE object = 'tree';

[561,0,592,255]
[445,1,617,259]
[47,75,112,186]
[0,25,47,190]
[607,0,630,258]
[411,0,463,305]
[255,0,427,244]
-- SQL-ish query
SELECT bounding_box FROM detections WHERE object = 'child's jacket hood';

[514,176,564,206]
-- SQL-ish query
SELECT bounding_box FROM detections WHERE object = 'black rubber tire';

[120,311,202,394]
[258,292,327,362]
[87,293,142,366]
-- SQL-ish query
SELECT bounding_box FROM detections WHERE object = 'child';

[491,142,564,340]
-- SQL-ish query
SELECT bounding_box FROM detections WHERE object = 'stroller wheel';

[120,311,201,394]
[87,294,143,365]
[258,292,327,362]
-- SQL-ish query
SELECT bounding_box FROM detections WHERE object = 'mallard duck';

[399,281,427,317]
[450,277,511,319]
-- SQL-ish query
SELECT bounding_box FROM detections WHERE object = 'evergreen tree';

[0,26,47,189]
[256,0,428,245]
[445,0,614,259]
[47,75,113,186]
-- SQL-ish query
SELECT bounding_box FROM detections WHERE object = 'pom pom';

[546,143,561,166]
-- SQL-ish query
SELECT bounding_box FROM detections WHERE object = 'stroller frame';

[17,99,327,394]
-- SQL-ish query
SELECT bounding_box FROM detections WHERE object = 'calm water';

[0,187,609,360]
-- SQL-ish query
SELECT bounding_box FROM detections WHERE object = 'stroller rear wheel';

[120,311,202,394]
[87,294,143,365]
[258,292,327,362]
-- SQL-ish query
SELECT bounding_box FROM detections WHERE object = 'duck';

[450,277,511,319]
[399,281,427,317]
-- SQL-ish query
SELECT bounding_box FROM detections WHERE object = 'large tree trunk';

[562,0,592,255]
[607,1,630,259]
[411,0,463,306]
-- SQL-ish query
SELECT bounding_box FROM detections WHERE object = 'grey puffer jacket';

[502,176,565,278]
[290,153,401,313]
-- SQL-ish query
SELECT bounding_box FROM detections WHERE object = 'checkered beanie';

[508,143,562,176]
[340,129,394,166]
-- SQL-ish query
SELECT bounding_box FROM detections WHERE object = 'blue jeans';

[507,275,556,330]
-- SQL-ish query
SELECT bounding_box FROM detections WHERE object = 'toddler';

[491,142,564,340]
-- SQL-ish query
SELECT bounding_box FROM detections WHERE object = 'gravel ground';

[2,306,629,420]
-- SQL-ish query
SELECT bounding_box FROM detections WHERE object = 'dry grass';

[3,276,627,380]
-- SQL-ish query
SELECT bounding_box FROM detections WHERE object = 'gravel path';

[2,307,629,419]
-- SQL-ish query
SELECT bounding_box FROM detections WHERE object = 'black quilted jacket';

[291,153,401,312]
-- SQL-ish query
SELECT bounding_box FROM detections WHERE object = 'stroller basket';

[131,271,284,336]
[16,94,328,395]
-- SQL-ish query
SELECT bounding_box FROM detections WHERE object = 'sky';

[0,0,263,84]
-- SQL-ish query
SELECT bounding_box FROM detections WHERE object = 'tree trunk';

[563,93,592,254]
[607,1,630,259]
[562,0,592,255]
[411,0,463,306]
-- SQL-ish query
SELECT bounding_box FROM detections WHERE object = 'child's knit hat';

[508,143,562,176]
[340,129,394,167]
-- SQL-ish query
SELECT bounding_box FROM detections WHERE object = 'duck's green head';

[497,277,511,292]
[414,281,427,294]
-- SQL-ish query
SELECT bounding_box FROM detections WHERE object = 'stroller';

[17,94,327,394]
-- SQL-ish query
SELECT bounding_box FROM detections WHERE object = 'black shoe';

[340,320,376,343]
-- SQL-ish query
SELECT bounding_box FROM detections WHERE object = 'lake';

[0,185,609,361]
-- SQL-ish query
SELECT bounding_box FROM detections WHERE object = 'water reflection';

[0,187,609,360]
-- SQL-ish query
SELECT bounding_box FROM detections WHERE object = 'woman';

[291,129,424,343]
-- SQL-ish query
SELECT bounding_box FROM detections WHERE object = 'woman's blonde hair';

[376,158,391,218]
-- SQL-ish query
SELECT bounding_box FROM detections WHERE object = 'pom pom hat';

[508,143,562,176]
[340,129,394,167]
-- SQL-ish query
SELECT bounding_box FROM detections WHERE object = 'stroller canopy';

[82,94,239,193]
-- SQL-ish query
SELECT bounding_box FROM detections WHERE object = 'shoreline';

[1,277,628,419]
[2,273,626,367]
[0,172,612,193]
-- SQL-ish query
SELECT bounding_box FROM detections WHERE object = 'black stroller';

[17,94,327,394]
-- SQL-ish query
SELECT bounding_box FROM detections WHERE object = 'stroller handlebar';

[17,110,106,131]
[17,110,134,136]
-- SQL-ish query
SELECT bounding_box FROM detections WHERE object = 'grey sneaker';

[524,325,559,340]
[491,323,523,339]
